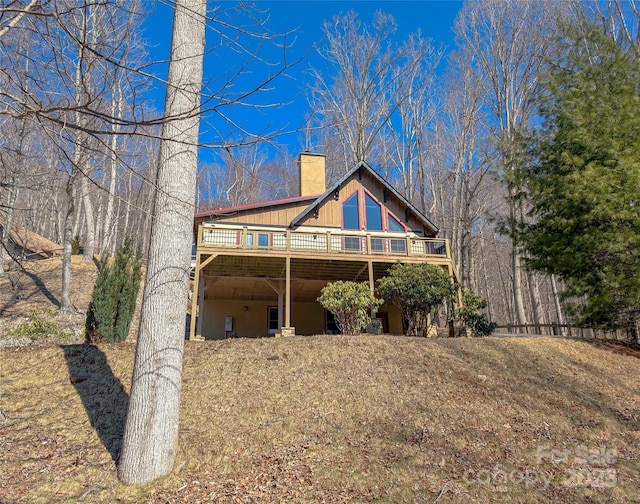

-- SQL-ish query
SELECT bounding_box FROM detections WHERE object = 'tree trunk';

[80,172,96,260]
[103,88,123,253]
[0,180,18,276]
[60,180,75,312]
[512,247,528,329]
[550,274,565,334]
[527,271,544,330]
[118,0,206,485]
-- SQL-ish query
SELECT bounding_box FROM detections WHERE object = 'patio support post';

[188,252,217,341]
[195,277,205,338]
[278,279,284,329]
[189,253,202,340]
[285,256,291,327]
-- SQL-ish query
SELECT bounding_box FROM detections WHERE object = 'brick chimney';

[298,152,326,197]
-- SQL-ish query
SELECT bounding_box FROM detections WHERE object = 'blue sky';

[143,0,463,161]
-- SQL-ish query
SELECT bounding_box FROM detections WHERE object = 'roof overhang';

[289,161,439,235]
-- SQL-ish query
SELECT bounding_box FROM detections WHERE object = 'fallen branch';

[432,481,450,504]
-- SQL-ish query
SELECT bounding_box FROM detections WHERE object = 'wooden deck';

[196,223,456,269]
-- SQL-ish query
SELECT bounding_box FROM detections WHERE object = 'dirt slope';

[1,257,639,503]
[0,256,146,347]
[1,335,639,504]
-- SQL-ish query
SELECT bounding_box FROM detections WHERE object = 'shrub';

[71,235,82,255]
[318,281,382,335]
[12,311,70,341]
[85,237,142,343]
[458,288,497,337]
[377,263,456,337]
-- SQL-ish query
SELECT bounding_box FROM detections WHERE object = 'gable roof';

[289,161,439,235]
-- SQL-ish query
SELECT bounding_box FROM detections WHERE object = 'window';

[364,193,382,231]
[257,233,269,247]
[342,189,408,234]
[325,310,341,334]
[342,192,359,229]
[268,307,279,335]
[388,214,404,232]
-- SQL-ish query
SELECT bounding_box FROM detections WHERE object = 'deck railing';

[198,225,451,260]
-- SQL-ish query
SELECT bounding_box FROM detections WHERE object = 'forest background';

[1,0,638,330]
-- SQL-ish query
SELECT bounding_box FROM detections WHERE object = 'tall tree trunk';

[528,271,544,330]
[0,180,18,276]
[512,246,528,329]
[80,172,96,260]
[103,89,123,253]
[60,180,75,312]
[550,274,565,334]
[118,0,206,485]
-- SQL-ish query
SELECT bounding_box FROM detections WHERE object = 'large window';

[343,192,360,229]
[365,193,382,231]
[341,189,408,234]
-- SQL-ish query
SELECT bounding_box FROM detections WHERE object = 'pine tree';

[85,237,142,343]
[517,24,640,341]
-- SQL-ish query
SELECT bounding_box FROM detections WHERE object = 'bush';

[85,237,142,343]
[71,235,82,255]
[377,263,456,337]
[12,310,70,341]
[457,288,497,337]
[318,281,382,335]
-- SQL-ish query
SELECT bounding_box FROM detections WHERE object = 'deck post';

[195,277,205,338]
[285,256,291,327]
[278,279,284,329]
[189,252,202,340]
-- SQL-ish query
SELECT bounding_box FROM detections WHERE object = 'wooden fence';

[493,323,631,341]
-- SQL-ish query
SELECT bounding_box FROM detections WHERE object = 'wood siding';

[198,171,433,237]
[205,200,311,227]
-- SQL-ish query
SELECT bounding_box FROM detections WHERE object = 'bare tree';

[308,11,440,180]
[117,0,297,483]
[427,58,494,289]
[1,0,155,309]
[382,32,442,206]
[197,145,296,208]
[118,0,206,484]
[451,0,566,326]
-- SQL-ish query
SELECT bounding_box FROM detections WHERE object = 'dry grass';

[0,256,98,346]
[1,336,639,503]
[1,257,639,503]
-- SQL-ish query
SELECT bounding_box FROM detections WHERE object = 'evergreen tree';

[517,24,640,341]
[113,238,143,342]
[86,237,142,343]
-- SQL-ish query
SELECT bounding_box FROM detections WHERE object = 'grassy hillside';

[1,335,639,503]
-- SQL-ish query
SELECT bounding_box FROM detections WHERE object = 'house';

[189,153,458,340]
